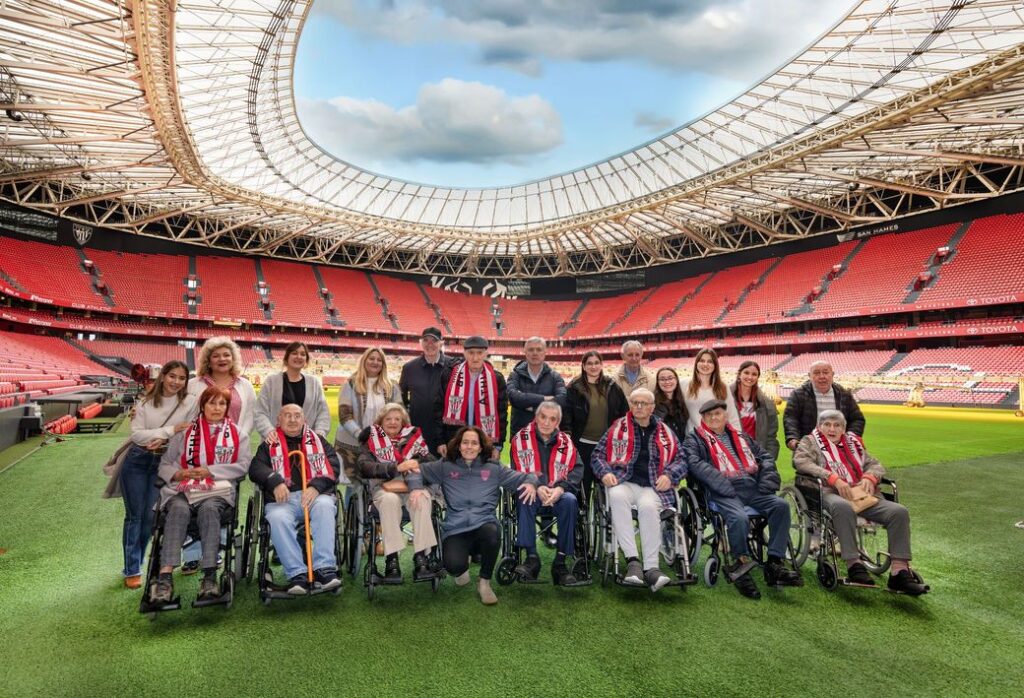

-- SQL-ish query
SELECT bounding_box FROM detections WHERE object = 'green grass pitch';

[0,405,1022,696]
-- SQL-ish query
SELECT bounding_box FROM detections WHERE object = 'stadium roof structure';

[3,0,1024,278]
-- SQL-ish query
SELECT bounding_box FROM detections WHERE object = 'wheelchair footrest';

[192,593,230,609]
[140,596,182,614]
[726,560,757,582]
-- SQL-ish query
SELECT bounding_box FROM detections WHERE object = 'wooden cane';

[288,449,316,585]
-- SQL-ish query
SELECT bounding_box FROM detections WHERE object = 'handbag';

[102,400,182,499]
[380,478,409,494]
[849,483,879,514]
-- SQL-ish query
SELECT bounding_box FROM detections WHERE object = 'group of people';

[118,329,927,607]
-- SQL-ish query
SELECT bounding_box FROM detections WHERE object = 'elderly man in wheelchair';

[684,399,803,600]
[792,409,928,595]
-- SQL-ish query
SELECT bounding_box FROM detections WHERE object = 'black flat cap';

[699,398,727,414]
[463,335,489,349]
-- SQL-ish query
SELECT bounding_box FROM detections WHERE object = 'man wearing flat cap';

[441,335,508,459]
[400,326,457,455]
[683,399,803,600]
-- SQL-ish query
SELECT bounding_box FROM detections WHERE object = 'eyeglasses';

[630,401,654,408]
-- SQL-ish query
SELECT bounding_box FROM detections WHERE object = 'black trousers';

[442,522,500,580]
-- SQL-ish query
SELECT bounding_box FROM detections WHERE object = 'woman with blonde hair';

[187,336,257,439]
[356,402,438,583]
[683,348,740,431]
[336,347,402,475]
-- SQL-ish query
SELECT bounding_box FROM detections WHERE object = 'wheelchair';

[494,488,592,587]
[689,480,802,588]
[592,484,701,590]
[783,475,928,594]
[342,479,444,600]
[240,486,344,605]
[139,481,244,618]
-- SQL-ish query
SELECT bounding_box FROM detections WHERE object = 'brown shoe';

[124,575,142,590]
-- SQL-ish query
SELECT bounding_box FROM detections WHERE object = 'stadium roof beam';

[4,0,1024,277]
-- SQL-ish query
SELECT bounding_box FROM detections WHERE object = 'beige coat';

[613,365,655,400]
[792,433,885,487]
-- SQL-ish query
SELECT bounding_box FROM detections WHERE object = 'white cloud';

[299,78,562,164]
[314,0,853,80]
[634,111,675,134]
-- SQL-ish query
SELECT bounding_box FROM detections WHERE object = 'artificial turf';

[0,405,1022,696]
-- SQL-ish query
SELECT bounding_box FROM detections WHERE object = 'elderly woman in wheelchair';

[791,410,928,595]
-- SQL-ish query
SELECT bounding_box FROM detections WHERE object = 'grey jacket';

[336,380,403,448]
[157,423,251,508]
[408,457,537,537]
[254,372,331,439]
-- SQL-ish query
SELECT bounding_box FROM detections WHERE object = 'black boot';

[514,554,541,581]
[383,553,403,584]
[764,557,804,587]
[887,569,929,596]
[413,552,435,582]
[846,562,876,586]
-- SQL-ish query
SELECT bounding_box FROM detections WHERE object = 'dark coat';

[561,377,628,443]
[399,353,457,454]
[506,360,567,435]
[683,429,780,500]
[782,381,865,445]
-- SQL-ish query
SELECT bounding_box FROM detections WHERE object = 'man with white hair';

[591,388,686,592]
[506,336,567,436]
[613,340,655,397]
[783,360,865,451]
[249,404,342,594]
[509,400,583,586]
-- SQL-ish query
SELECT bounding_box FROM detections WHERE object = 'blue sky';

[295,1,852,188]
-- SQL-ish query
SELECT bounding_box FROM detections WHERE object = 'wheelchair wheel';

[702,555,720,587]
[343,493,363,578]
[572,555,591,582]
[816,560,839,591]
[496,557,518,586]
[781,486,811,569]
[241,495,259,582]
[858,521,891,576]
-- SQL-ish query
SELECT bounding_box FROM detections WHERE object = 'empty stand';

[726,243,856,324]
[81,339,186,366]
[371,275,438,332]
[809,225,958,313]
[318,267,387,331]
[194,256,266,323]
[261,259,328,327]
[0,237,108,308]
[917,213,1024,303]
[661,259,774,330]
[423,286,496,337]
[85,248,189,316]
[780,350,896,375]
[496,298,581,340]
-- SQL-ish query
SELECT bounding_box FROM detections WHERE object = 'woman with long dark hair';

[120,360,195,589]
[561,351,628,499]
[683,348,740,432]
[732,360,780,459]
[653,367,690,439]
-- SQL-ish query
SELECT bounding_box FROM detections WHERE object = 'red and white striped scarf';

[366,424,430,464]
[178,416,239,492]
[510,424,577,484]
[812,429,866,485]
[605,416,679,474]
[268,426,332,486]
[695,421,758,478]
[443,361,500,441]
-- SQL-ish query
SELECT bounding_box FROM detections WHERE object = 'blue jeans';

[710,492,791,561]
[264,491,338,579]
[516,492,578,557]
[119,445,160,577]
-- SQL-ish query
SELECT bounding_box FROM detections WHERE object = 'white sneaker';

[623,559,644,586]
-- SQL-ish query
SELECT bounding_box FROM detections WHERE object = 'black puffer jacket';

[782,381,865,445]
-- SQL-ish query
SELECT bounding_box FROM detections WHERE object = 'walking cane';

[288,449,316,586]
